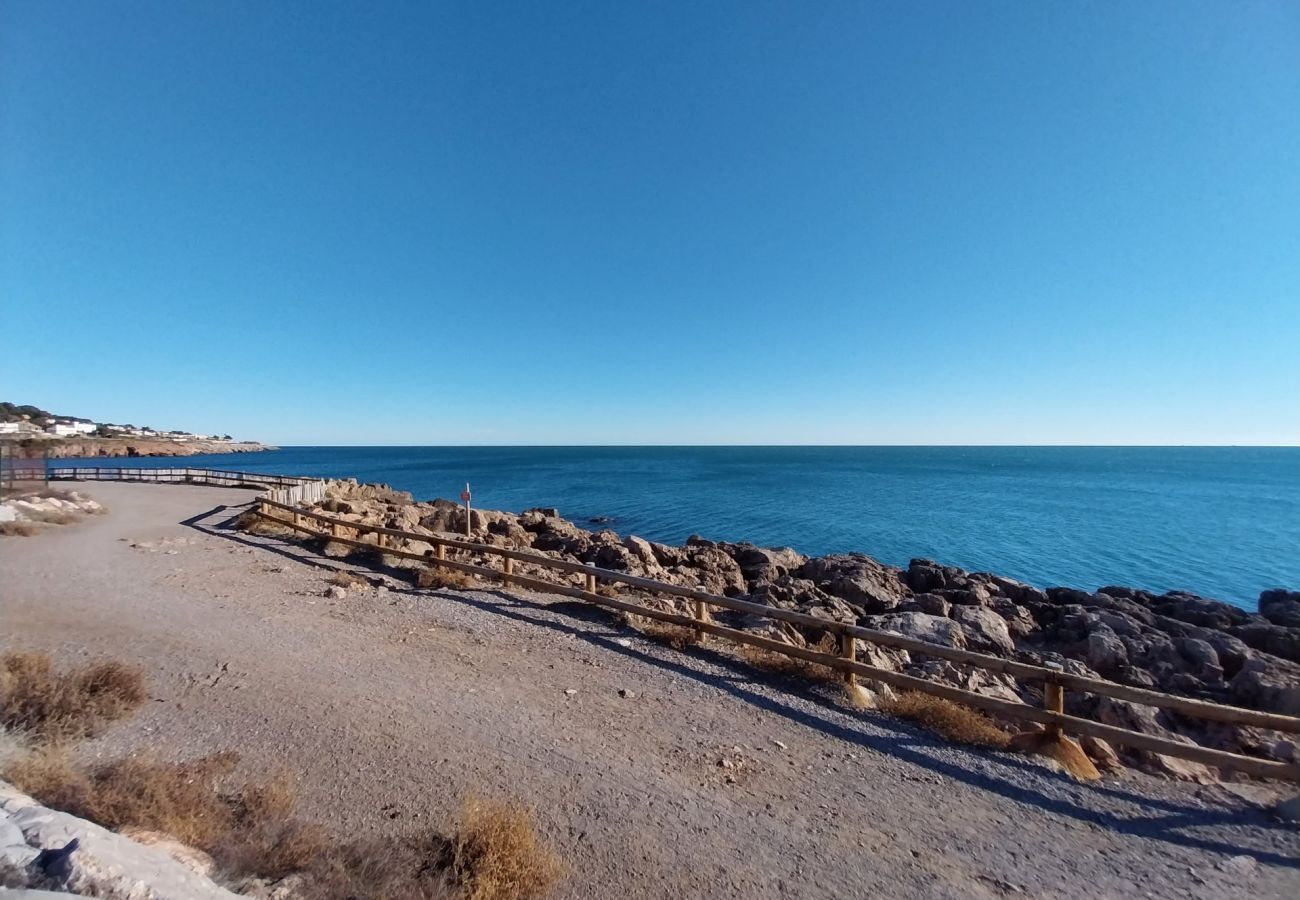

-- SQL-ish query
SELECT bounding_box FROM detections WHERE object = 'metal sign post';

[460,482,472,537]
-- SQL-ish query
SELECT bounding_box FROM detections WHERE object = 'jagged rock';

[723,543,807,583]
[1084,626,1129,675]
[904,560,946,593]
[950,606,1015,655]
[910,593,951,618]
[1231,622,1300,664]
[0,782,241,898]
[987,597,1037,638]
[1080,735,1122,771]
[623,536,662,572]
[1229,657,1300,716]
[799,555,909,613]
[869,612,966,650]
[1259,590,1300,628]
[1096,699,1216,782]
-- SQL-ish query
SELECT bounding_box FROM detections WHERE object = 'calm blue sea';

[56,446,1299,609]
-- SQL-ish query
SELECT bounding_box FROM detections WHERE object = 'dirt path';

[2,482,1297,899]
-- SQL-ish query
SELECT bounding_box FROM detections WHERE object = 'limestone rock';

[869,612,967,650]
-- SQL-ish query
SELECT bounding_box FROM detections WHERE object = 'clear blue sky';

[2,1,1297,445]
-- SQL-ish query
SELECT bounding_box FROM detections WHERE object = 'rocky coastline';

[5,438,271,459]
[304,480,1300,781]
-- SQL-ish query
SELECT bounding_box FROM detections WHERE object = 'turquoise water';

[56,446,1299,609]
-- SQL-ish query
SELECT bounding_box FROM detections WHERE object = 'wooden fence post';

[693,598,710,643]
[503,556,513,587]
[585,570,597,594]
[436,544,446,567]
[840,632,857,688]
[1044,662,1064,739]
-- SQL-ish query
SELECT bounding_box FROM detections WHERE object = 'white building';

[0,422,43,436]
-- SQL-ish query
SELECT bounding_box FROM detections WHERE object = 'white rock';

[326,586,347,600]
[4,786,242,899]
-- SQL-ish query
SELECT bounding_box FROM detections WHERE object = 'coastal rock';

[623,536,662,572]
[799,554,909,613]
[1084,627,1129,675]
[869,612,967,651]
[1096,698,1216,782]
[721,543,807,583]
[909,593,951,618]
[950,606,1015,656]
[1229,658,1300,716]
[1079,735,1122,771]
[1259,590,1300,628]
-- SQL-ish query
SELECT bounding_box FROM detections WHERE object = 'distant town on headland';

[0,402,234,443]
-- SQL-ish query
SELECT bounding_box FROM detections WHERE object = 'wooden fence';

[45,466,322,492]
[249,495,1300,783]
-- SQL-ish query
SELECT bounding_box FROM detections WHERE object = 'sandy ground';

[1,481,1297,899]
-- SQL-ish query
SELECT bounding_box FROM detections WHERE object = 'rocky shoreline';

[5,438,271,459]
[302,480,1300,781]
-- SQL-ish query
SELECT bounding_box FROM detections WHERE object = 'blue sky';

[2,1,1297,445]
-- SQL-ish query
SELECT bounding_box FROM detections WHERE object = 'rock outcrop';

[299,481,1300,779]
[1,781,242,898]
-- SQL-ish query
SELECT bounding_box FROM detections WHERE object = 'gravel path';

[2,482,1297,899]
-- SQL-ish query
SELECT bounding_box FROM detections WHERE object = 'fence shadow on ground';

[180,501,1299,870]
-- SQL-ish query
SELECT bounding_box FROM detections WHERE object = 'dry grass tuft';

[418,566,476,590]
[294,830,455,900]
[24,508,82,525]
[327,569,370,589]
[739,635,840,684]
[1007,730,1101,781]
[452,797,563,900]
[5,749,329,882]
[6,745,564,899]
[880,691,1011,749]
[236,510,298,538]
[1,652,146,743]
[0,521,41,537]
[626,616,701,651]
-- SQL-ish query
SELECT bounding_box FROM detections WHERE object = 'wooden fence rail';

[250,495,1300,783]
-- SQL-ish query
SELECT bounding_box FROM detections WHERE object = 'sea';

[53,446,1299,610]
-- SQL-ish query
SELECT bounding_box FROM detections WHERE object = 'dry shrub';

[0,521,40,537]
[295,831,455,900]
[5,749,328,882]
[236,510,297,538]
[418,566,476,590]
[624,615,700,651]
[739,635,840,684]
[1007,730,1101,781]
[880,690,1010,749]
[24,508,81,525]
[452,797,563,900]
[1,652,146,743]
[327,570,369,589]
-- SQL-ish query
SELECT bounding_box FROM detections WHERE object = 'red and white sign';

[460,484,471,502]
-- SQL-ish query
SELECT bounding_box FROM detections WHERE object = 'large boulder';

[1084,625,1129,675]
[799,554,910,614]
[1259,590,1300,628]
[868,612,967,651]
[950,606,1015,656]
[1229,657,1300,716]
[722,543,807,584]
[1095,699,1215,782]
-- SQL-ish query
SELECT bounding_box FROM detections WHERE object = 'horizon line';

[254,442,1300,449]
